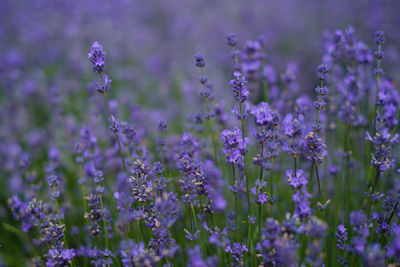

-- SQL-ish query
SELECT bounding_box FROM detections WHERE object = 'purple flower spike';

[88,41,106,73]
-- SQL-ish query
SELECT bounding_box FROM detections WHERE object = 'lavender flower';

[88,247,113,267]
[149,226,178,259]
[282,113,304,139]
[46,248,75,267]
[153,192,179,228]
[120,240,160,267]
[365,128,398,171]
[349,211,369,255]
[387,226,400,261]
[225,243,248,263]
[257,193,269,205]
[259,218,297,266]
[47,174,60,200]
[230,71,249,103]
[336,224,347,250]
[194,54,206,68]
[250,102,273,126]
[304,132,328,165]
[157,120,167,132]
[374,31,385,46]
[94,74,111,94]
[220,127,248,164]
[188,245,219,267]
[293,189,312,221]
[304,218,327,266]
[84,192,103,235]
[363,244,385,267]
[88,42,106,73]
[317,64,329,80]
[226,33,238,48]
[286,169,307,190]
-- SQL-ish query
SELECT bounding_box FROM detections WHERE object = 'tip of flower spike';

[374,31,385,45]
[233,71,242,78]
[194,54,206,68]
[226,33,237,47]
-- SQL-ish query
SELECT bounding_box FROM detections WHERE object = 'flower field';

[1,1,400,266]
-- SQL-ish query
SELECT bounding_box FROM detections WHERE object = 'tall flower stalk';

[307,64,329,201]
[88,42,127,173]
[229,72,251,212]
[365,128,398,214]
[194,54,218,165]
[372,31,385,136]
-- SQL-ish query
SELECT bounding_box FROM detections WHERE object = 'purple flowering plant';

[2,2,400,266]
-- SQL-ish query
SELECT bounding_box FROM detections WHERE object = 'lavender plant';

[1,4,400,266]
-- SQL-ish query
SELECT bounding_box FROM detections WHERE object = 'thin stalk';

[189,206,193,232]
[309,163,314,193]
[191,202,206,257]
[234,193,239,242]
[367,169,381,216]
[54,199,68,247]
[373,44,382,136]
[205,96,218,165]
[325,61,335,134]
[99,74,127,173]
[137,220,145,242]
[239,102,251,212]
[315,79,324,129]
[259,143,265,183]
[247,143,264,263]
[258,204,262,243]
[79,164,89,224]
[232,162,239,242]
[79,164,89,267]
[262,78,269,102]
[199,67,218,166]
[315,164,322,200]
[387,201,399,224]
[343,122,351,216]
[99,197,110,250]
[270,159,275,216]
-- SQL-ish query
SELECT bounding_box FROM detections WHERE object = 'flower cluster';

[365,128,398,171]
[220,127,248,164]
[3,22,400,267]
[88,42,106,73]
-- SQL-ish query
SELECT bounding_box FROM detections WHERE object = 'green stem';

[54,196,68,246]
[99,74,127,173]
[315,164,322,200]
[191,202,206,257]
[80,164,89,223]
[205,97,218,166]
[373,44,381,136]
[387,201,399,224]
[262,78,269,102]
[239,103,251,212]
[367,169,381,216]
[234,193,239,242]
[309,163,314,193]
[247,143,264,264]
[258,204,262,243]
[270,159,275,216]
[316,79,324,130]
[99,197,110,250]
[190,203,199,231]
